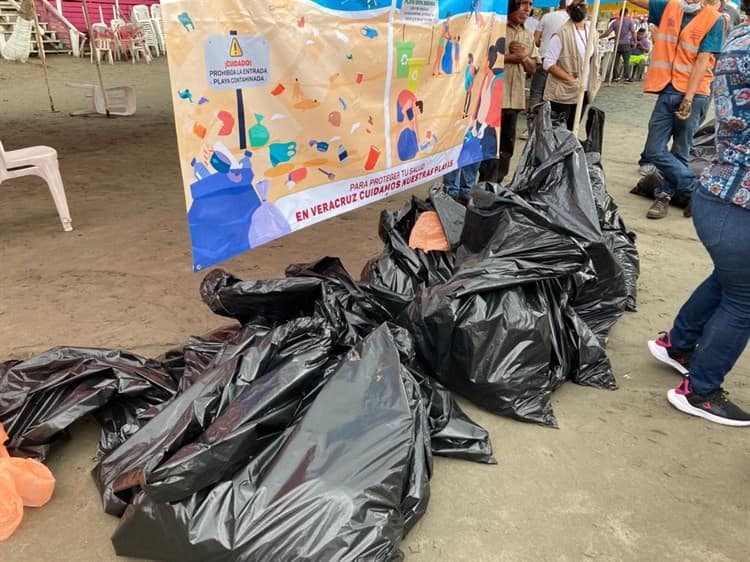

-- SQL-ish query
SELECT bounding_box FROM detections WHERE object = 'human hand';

[509,41,528,57]
[675,98,693,120]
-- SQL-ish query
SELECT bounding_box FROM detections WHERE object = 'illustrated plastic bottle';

[191,158,212,180]
[239,151,253,169]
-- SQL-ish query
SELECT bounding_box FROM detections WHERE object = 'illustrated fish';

[178,89,193,103]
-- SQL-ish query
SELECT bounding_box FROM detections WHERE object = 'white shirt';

[525,16,540,34]
[537,10,570,59]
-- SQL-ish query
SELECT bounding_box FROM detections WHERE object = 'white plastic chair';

[90,23,114,65]
[67,83,137,117]
[0,141,73,232]
[131,5,160,56]
[110,18,126,60]
[150,4,166,53]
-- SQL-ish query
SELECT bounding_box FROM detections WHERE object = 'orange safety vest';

[644,0,721,95]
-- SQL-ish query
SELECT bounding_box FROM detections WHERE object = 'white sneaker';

[639,163,657,176]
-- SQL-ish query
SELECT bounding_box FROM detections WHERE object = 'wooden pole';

[30,0,55,112]
[572,0,601,137]
[606,0,629,85]
[81,0,110,116]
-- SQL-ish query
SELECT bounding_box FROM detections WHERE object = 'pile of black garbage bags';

[0,105,639,561]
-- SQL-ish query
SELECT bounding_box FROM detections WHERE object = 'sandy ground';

[1,56,749,561]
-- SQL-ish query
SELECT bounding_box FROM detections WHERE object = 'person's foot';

[667,379,750,427]
[613,77,622,82]
[683,199,692,218]
[625,78,633,83]
[648,332,692,375]
[639,163,657,176]
[647,194,671,219]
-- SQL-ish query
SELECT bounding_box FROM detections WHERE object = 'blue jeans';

[669,189,750,395]
[444,161,480,198]
[641,87,709,198]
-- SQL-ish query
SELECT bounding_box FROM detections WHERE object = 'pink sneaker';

[647,332,692,375]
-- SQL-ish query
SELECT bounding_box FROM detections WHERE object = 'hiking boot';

[667,379,750,427]
[639,163,657,176]
[647,195,671,219]
[683,199,692,218]
[648,332,692,375]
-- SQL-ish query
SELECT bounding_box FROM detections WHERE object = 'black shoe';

[668,379,750,427]
[647,194,671,219]
[624,78,633,83]
[683,199,692,218]
[648,332,692,375]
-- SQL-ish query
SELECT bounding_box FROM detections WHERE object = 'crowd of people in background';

[444,0,750,426]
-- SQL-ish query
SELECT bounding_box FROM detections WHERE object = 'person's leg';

[620,46,632,81]
[458,160,480,199]
[668,94,709,198]
[642,91,683,199]
[666,192,750,424]
[498,108,519,182]
[443,169,461,198]
[528,66,547,113]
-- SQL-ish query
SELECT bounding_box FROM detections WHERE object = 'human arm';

[506,41,537,74]
[675,52,713,119]
[534,29,542,47]
[543,35,576,82]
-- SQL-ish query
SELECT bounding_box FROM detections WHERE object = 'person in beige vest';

[543,0,602,130]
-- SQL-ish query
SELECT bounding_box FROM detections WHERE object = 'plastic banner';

[162,0,507,271]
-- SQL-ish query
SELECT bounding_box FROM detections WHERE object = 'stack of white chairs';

[131,4,160,57]
[150,4,166,54]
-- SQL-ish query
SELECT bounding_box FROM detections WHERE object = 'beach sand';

[0,55,748,561]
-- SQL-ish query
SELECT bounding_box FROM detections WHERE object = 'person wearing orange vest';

[630,0,725,219]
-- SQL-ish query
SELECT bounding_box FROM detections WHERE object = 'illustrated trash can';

[394,41,415,78]
[407,57,426,93]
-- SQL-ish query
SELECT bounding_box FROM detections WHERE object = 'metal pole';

[31,0,55,112]
[81,0,110,116]
[572,0,601,137]
[606,0,629,85]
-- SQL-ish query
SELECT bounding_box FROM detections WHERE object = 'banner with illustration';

[162,0,507,271]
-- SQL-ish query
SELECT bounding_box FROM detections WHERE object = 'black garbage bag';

[629,119,715,208]
[428,185,467,250]
[285,256,394,343]
[507,103,630,340]
[386,323,495,464]
[582,108,640,312]
[110,325,431,562]
[0,348,177,460]
[360,197,455,318]
[195,263,495,465]
[405,189,615,427]
[92,316,338,516]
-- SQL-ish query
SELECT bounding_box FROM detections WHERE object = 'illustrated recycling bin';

[407,57,426,93]
[394,41,415,78]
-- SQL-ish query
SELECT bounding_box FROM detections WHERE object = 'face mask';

[679,0,702,13]
[568,5,587,22]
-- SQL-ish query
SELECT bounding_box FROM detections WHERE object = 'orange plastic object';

[3,458,55,508]
[0,424,8,458]
[0,469,23,542]
[408,211,450,252]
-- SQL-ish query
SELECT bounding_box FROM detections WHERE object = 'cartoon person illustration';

[463,53,478,118]
[472,41,504,177]
[396,89,423,162]
[453,36,461,73]
[432,12,452,76]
